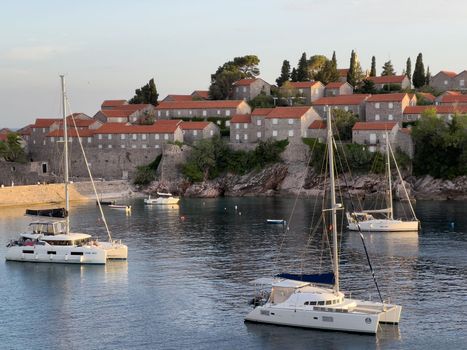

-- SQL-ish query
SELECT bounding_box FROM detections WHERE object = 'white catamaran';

[346,132,419,232]
[245,110,401,334]
[5,76,127,264]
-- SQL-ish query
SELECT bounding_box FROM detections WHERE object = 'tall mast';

[60,75,70,235]
[326,108,339,293]
[386,131,393,220]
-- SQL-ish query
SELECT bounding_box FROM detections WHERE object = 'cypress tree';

[425,66,431,85]
[381,60,395,76]
[413,53,426,88]
[291,68,298,82]
[406,57,412,80]
[275,60,291,87]
[370,56,376,77]
[331,51,337,68]
[347,50,364,88]
[296,52,309,81]
[130,78,159,105]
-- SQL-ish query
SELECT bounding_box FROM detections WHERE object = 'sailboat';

[346,132,419,232]
[244,109,401,334]
[5,76,127,264]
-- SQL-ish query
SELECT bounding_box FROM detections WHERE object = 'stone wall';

[0,161,49,186]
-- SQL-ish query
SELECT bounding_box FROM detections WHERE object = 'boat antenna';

[326,107,339,294]
[60,75,70,235]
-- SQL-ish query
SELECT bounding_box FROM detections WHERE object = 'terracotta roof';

[337,69,349,77]
[46,129,94,137]
[191,90,209,99]
[95,120,181,134]
[0,128,11,134]
[101,100,127,107]
[114,104,152,111]
[353,122,397,131]
[439,71,457,78]
[288,81,321,89]
[101,110,134,119]
[440,94,467,104]
[230,114,252,123]
[233,78,258,86]
[56,118,96,128]
[308,120,326,129]
[313,94,371,106]
[0,134,7,142]
[163,95,194,101]
[367,75,407,84]
[266,106,312,119]
[156,100,245,110]
[443,90,461,96]
[18,125,33,136]
[404,105,467,114]
[251,108,274,116]
[418,92,436,102]
[325,82,346,89]
[32,118,61,128]
[180,121,210,130]
[367,93,407,102]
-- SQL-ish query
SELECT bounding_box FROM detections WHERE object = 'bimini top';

[157,192,174,197]
[28,221,67,236]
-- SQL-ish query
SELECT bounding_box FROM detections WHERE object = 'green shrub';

[133,155,162,185]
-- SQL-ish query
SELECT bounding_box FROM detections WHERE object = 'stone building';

[283,81,325,104]
[94,104,156,124]
[337,69,349,83]
[162,95,195,102]
[306,119,327,141]
[352,121,399,153]
[365,93,414,122]
[191,90,210,100]
[231,78,271,100]
[438,94,467,105]
[367,75,411,90]
[230,114,253,143]
[324,82,353,97]
[101,100,128,110]
[155,100,251,119]
[430,71,457,92]
[403,105,467,122]
[180,121,220,144]
[312,94,371,119]
[452,71,467,91]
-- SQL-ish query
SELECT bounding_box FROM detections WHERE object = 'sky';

[0,0,466,128]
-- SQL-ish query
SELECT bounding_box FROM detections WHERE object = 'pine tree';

[275,60,291,87]
[425,66,431,85]
[381,60,395,76]
[413,53,426,88]
[331,51,337,68]
[406,57,412,80]
[315,59,339,85]
[291,68,298,82]
[129,78,159,105]
[370,56,376,77]
[347,50,364,87]
[296,52,309,81]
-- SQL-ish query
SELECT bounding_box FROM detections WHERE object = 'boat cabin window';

[317,301,325,306]
[29,221,66,236]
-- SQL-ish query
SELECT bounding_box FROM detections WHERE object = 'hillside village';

[1,53,467,186]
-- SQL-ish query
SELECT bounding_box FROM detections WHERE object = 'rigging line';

[65,100,113,242]
[272,137,319,275]
[332,136,384,303]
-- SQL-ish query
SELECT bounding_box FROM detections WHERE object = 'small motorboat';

[144,192,180,205]
[108,204,132,212]
[25,208,68,218]
[96,200,115,206]
[266,219,286,225]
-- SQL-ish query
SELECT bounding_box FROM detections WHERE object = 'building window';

[107,134,111,140]
[164,134,169,140]
[121,145,125,149]
[288,119,294,125]
[177,111,181,116]
[131,144,136,149]
[236,134,240,140]
[155,134,159,140]
[388,114,393,120]
[189,110,192,115]
[193,130,198,136]
[108,145,112,149]
[298,88,303,94]
[158,111,161,117]
[257,131,261,138]
[235,124,239,129]
[166,111,169,117]
[288,130,294,137]
[460,79,465,87]
[98,144,102,149]
[344,106,349,112]
[388,102,393,109]
[244,134,248,140]
[98,134,102,140]
[444,80,448,85]
[210,130,214,136]
[256,120,261,126]
[59,137,63,142]
[375,114,380,121]
[132,134,137,140]
[225,110,231,117]
[43,140,46,145]
[272,130,278,137]
[43,128,46,133]
[69,137,72,143]
[225,121,230,126]
[272,118,278,125]
[217,110,221,115]
[155,144,160,149]
[142,144,147,149]
[202,110,207,117]
[243,87,247,93]
[375,103,380,109]
[244,123,248,129]
[142,134,147,140]
[51,137,55,142]
[121,134,125,140]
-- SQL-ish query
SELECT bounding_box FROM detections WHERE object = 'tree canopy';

[370,56,376,77]
[296,52,309,81]
[0,133,26,162]
[347,50,364,88]
[381,60,396,76]
[405,57,412,80]
[129,78,159,105]
[314,58,339,85]
[413,53,426,88]
[209,55,260,100]
[276,60,291,87]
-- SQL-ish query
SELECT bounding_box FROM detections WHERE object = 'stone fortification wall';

[0,161,47,186]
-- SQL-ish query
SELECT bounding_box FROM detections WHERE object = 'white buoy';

[235,205,238,211]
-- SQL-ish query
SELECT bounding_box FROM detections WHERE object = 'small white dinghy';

[266,219,287,225]
[144,192,180,205]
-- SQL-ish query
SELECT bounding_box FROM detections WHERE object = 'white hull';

[347,219,419,232]
[5,244,107,264]
[97,241,128,260]
[245,301,401,334]
[144,197,179,205]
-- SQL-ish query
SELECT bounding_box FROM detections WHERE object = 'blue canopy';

[276,272,335,285]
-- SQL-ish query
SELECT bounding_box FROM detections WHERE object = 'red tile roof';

[164,95,194,101]
[367,93,407,102]
[0,134,7,142]
[95,120,181,134]
[101,110,134,119]
[156,100,245,109]
[313,94,371,106]
[251,108,274,116]
[101,100,127,107]
[404,105,467,114]
[233,78,258,86]
[353,122,397,131]
[56,118,96,128]
[180,121,210,130]
[32,118,61,128]
[367,75,407,84]
[0,128,11,134]
[443,90,461,96]
[18,125,33,136]
[46,129,94,137]
[308,120,326,129]
[440,94,467,104]
[418,92,436,102]
[266,106,312,119]
[439,71,457,78]
[337,69,349,77]
[114,104,152,111]
[325,82,346,89]
[191,90,209,99]
[288,81,321,89]
[230,114,252,123]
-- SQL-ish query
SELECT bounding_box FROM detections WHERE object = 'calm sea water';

[0,197,466,350]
